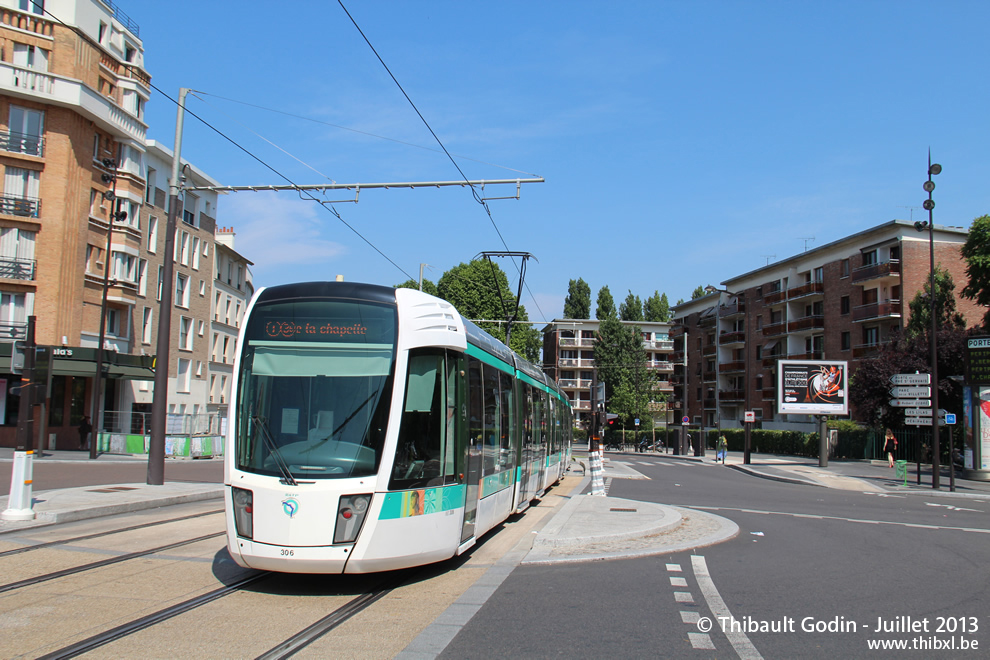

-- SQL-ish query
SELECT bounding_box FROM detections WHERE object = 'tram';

[224,281,572,574]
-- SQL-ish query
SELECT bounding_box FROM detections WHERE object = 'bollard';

[2,450,36,521]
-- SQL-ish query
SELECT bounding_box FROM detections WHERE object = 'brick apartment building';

[541,318,676,430]
[671,220,982,432]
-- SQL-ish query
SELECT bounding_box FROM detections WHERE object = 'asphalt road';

[0,455,224,490]
[440,456,990,659]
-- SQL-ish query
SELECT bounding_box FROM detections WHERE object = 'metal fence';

[100,410,226,437]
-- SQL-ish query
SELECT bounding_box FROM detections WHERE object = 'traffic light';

[11,340,25,374]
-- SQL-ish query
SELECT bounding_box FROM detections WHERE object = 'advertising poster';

[980,387,990,470]
[777,360,849,415]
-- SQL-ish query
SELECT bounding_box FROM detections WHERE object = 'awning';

[0,343,155,380]
[763,340,779,353]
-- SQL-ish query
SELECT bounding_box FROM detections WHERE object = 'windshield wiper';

[252,415,298,486]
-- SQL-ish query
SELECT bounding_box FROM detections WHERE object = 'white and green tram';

[225,282,573,574]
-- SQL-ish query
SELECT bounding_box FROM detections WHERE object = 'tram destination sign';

[966,336,990,384]
[888,386,931,399]
[889,373,931,386]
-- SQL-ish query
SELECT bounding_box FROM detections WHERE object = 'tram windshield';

[235,298,396,480]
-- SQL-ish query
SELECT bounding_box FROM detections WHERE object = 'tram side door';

[461,357,483,544]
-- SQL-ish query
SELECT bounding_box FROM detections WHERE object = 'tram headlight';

[334,494,372,544]
[232,487,254,539]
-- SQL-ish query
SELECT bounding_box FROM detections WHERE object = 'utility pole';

[148,87,190,486]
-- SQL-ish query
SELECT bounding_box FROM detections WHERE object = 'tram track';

[0,508,224,558]
[0,531,225,594]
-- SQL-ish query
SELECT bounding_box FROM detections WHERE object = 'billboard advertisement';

[777,360,849,415]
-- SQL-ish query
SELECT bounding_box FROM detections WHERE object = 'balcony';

[852,260,900,285]
[650,361,675,372]
[670,351,684,363]
[655,380,674,392]
[762,321,787,337]
[0,130,43,157]
[764,288,786,306]
[719,300,746,317]
[788,351,824,361]
[558,358,594,368]
[0,321,27,340]
[762,353,784,368]
[720,389,746,402]
[719,330,746,345]
[852,341,893,358]
[0,194,40,218]
[0,257,36,280]
[645,339,674,351]
[702,344,716,356]
[787,281,824,300]
[571,400,591,411]
[558,378,591,389]
[719,360,746,373]
[853,300,901,322]
[787,315,825,333]
[558,337,578,347]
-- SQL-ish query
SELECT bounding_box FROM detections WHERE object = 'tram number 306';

[280,549,295,557]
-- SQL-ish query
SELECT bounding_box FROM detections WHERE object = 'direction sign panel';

[906,417,933,426]
[890,399,931,408]
[889,386,931,398]
[890,373,931,386]
[905,408,933,416]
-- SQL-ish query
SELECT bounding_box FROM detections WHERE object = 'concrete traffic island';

[524,492,739,565]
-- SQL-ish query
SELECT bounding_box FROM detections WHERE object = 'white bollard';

[2,450,36,521]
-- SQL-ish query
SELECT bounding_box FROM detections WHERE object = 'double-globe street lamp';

[913,154,941,489]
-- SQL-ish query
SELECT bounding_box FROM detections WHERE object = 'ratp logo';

[281,498,300,518]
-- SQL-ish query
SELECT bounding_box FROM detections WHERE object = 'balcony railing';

[764,288,786,305]
[852,260,900,284]
[719,300,746,317]
[787,281,825,299]
[702,344,716,356]
[0,130,44,157]
[719,360,746,373]
[645,339,674,351]
[762,321,787,337]
[852,300,901,322]
[852,340,893,358]
[0,321,27,340]
[0,257,37,280]
[788,351,824,361]
[720,389,746,402]
[787,315,825,332]
[558,378,592,389]
[762,354,784,367]
[650,361,675,372]
[719,330,746,345]
[0,194,40,218]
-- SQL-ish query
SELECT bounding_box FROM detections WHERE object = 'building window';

[177,358,191,392]
[183,193,198,226]
[864,326,879,346]
[179,316,192,350]
[3,166,40,217]
[841,296,850,315]
[755,375,763,390]
[862,250,877,266]
[175,273,189,308]
[6,105,44,157]
[142,307,152,344]
[19,0,44,16]
[813,266,823,282]
[112,251,138,285]
[841,332,851,351]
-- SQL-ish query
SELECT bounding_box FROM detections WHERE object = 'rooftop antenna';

[762,255,776,265]
[798,236,815,252]
[897,206,922,222]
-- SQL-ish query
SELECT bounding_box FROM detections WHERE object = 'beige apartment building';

[0,1,252,448]
[541,318,676,430]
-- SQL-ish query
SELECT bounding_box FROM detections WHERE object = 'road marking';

[924,502,983,513]
[666,563,682,572]
[689,506,990,534]
[670,577,688,587]
[656,461,675,466]
[688,632,717,649]
[674,591,695,604]
[692,555,764,660]
[680,611,700,624]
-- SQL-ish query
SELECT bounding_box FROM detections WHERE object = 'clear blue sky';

[133,0,990,323]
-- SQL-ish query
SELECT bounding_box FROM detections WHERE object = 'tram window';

[391,351,446,489]
[499,371,514,471]
[482,362,500,475]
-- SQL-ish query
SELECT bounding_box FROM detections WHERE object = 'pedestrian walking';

[883,429,897,468]
[717,435,728,463]
[79,415,92,450]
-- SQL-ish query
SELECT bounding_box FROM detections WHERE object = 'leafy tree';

[904,265,965,340]
[436,260,541,362]
[394,278,438,296]
[563,278,591,319]
[620,290,643,321]
[644,291,671,322]
[593,316,657,428]
[691,285,707,300]
[596,286,616,320]
[961,213,990,328]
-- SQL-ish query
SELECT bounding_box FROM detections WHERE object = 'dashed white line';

[666,563,682,572]
[692,555,764,660]
[688,632,717,649]
[670,577,688,587]
[674,591,695,604]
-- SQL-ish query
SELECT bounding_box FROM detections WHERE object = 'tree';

[691,285,707,300]
[593,316,657,429]
[620,290,643,321]
[904,265,965,340]
[596,286,616,319]
[563,278,591,319]
[394,278,438,296]
[961,213,990,328]
[436,260,541,362]
[644,291,671,322]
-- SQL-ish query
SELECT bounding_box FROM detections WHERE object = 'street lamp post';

[90,158,125,459]
[914,152,941,488]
